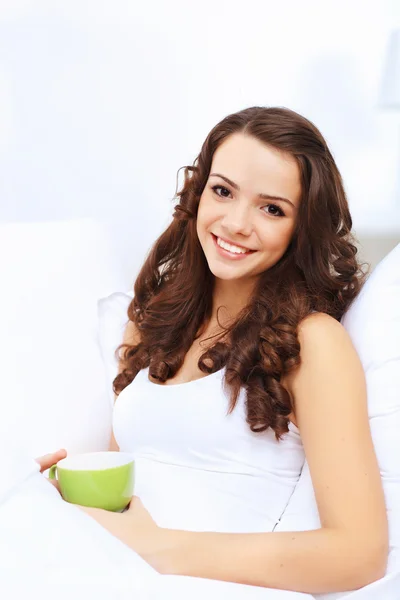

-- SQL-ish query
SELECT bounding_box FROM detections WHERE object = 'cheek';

[196,202,211,245]
[259,221,295,251]
[196,205,206,238]
[197,197,217,232]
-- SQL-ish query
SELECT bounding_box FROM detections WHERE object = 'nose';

[220,200,253,238]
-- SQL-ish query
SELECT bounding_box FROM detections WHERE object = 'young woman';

[37,106,388,598]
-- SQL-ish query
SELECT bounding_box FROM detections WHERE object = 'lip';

[211,233,257,260]
[212,234,256,252]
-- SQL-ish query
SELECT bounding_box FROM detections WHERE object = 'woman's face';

[196,133,302,283]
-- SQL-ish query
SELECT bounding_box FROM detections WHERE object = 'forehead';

[210,133,302,208]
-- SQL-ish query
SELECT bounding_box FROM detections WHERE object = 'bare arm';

[152,313,388,593]
[108,319,141,452]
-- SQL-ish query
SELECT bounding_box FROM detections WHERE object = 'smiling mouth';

[211,233,257,255]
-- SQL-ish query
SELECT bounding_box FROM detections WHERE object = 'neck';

[210,276,256,327]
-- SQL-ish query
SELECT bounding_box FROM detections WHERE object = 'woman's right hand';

[35,449,67,493]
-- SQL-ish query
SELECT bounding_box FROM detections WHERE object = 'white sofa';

[1,219,399,598]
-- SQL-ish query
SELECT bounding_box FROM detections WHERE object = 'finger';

[35,449,67,473]
[128,496,142,509]
[36,449,67,470]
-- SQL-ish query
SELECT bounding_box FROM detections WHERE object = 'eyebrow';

[209,173,296,209]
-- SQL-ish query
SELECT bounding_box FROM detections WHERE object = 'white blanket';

[2,448,400,599]
[0,443,316,599]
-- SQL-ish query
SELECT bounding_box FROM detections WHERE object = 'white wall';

[0,0,399,286]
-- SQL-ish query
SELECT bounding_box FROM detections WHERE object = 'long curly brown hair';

[113,106,368,441]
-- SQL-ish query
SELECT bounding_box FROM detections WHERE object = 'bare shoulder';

[297,310,347,340]
[279,309,366,422]
[294,311,358,374]
[284,311,359,393]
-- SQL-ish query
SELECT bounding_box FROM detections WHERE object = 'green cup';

[48,451,135,512]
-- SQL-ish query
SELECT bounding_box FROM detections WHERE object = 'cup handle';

[48,464,58,480]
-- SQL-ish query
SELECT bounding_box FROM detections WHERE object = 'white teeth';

[216,237,251,254]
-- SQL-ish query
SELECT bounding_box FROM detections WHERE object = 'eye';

[212,184,285,218]
[263,204,285,218]
[211,184,231,198]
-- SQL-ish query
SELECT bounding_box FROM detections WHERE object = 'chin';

[205,261,251,280]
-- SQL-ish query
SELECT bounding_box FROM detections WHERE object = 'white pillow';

[97,291,133,409]
[0,219,126,459]
[342,243,400,550]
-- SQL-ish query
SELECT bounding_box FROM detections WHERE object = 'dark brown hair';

[113,106,368,441]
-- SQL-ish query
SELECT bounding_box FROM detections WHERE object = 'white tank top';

[113,365,305,532]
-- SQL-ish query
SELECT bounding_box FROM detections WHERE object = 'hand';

[125,495,158,531]
[35,448,67,494]
[75,496,165,571]
[124,496,166,570]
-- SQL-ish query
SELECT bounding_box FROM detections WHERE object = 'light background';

[0,0,399,286]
